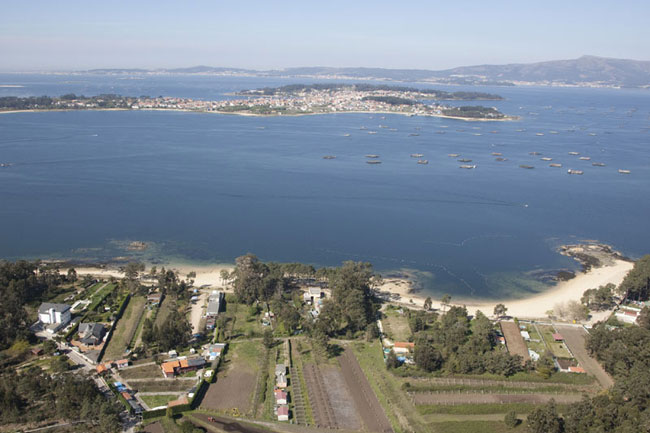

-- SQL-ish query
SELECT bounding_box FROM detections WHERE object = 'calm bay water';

[1,74,649,299]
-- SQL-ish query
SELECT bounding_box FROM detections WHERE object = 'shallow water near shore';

[0,74,649,299]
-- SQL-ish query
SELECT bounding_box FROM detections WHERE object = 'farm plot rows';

[413,392,583,405]
[500,321,530,361]
[103,296,146,360]
[302,363,337,429]
[339,348,394,433]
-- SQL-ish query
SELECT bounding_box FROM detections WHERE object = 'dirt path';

[191,290,209,334]
[303,363,337,429]
[339,349,393,433]
[500,321,530,361]
[555,325,614,388]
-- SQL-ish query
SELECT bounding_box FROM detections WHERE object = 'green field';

[223,302,263,339]
[538,325,573,358]
[119,363,162,379]
[154,295,175,327]
[417,402,572,415]
[430,420,524,433]
[382,307,412,341]
[103,296,146,360]
[139,394,180,408]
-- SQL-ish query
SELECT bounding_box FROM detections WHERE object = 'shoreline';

[0,107,517,122]
[378,259,633,320]
[72,250,634,321]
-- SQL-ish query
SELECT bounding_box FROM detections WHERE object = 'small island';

[0,84,515,121]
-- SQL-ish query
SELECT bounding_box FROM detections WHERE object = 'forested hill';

[79,56,650,88]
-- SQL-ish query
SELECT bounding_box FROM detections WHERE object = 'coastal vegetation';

[441,105,506,119]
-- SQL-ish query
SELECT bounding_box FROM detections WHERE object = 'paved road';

[555,325,614,388]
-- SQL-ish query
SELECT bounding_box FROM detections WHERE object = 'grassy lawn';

[154,296,175,328]
[538,325,573,358]
[139,394,180,408]
[119,364,163,379]
[133,380,196,393]
[229,340,264,370]
[103,296,146,360]
[223,302,263,339]
[382,307,412,341]
[88,283,117,311]
[430,420,524,433]
[522,324,546,357]
[417,402,571,415]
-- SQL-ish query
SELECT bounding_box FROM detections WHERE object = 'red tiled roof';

[552,333,563,341]
[394,342,415,349]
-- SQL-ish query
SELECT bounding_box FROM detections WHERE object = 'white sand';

[379,260,633,319]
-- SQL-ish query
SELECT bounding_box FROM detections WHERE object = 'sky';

[1,0,649,71]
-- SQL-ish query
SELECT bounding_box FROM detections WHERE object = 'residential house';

[568,366,586,374]
[303,287,322,304]
[277,405,289,421]
[274,389,287,405]
[161,360,180,378]
[552,333,564,342]
[128,400,142,414]
[116,359,129,369]
[78,323,106,346]
[204,343,226,361]
[147,293,162,306]
[392,342,415,355]
[615,308,640,324]
[206,291,224,317]
[520,331,531,341]
[96,364,109,374]
[38,303,72,327]
[555,358,577,373]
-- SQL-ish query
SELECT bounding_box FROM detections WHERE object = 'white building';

[38,303,71,325]
[206,291,224,317]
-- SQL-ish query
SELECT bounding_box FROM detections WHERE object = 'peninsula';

[0,84,513,120]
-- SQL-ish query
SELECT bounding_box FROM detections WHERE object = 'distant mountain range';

[86,56,650,88]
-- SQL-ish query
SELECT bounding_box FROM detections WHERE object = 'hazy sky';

[2,0,649,71]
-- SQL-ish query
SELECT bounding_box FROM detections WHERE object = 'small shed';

[277,405,289,421]
[116,359,129,369]
[274,389,287,405]
[552,333,563,341]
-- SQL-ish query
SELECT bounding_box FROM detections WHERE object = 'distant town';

[0,84,512,120]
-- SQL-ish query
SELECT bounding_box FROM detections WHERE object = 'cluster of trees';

[0,260,75,350]
[441,106,505,119]
[0,94,136,110]
[361,96,416,106]
[410,306,524,376]
[581,283,615,311]
[617,255,650,301]
[0,368,121,432]
[249,83,503,100]
[141,310,192,351]
[315,261,377,338]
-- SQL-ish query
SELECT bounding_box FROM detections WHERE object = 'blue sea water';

[0,74,649,299]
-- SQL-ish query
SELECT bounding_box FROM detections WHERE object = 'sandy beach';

[379,259,633,319]
[75,257,633,321]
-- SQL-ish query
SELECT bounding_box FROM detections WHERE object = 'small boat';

[322,155,336,160]
[618,169,631,174]
[366,160,382,165]
[519,165,535,169]
[365,154,380,158]
[458,158,473,163]
[459,164,476,169]
[579,156,591,160]
[495,157,508,162]
[588,133,597,136]
[360,126,367,130]
[368,131,377,135]
[410,154,424,158]
[568,152,580,155]
[529,152,541,156]
[448,153,460,157]
[490,130,498,134]
[568,169,584,175]
[549,163,563,168]
[389,128,398,131]
[592,162,606,167]
[536,133,544,136]
[456,129,465,132]
[491,152,502,156]
[0,163,12,167]
[541,157,553,161]
[343,133,351,137]
[473,133,482,136]
[379,125,388,128]
[408,133,420,137]
[516,129,526,132]
[417,160,429,165]
[256,126,266,130]
[549,131,559,134]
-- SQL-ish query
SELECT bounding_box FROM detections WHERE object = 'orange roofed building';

[393,342,415,354]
